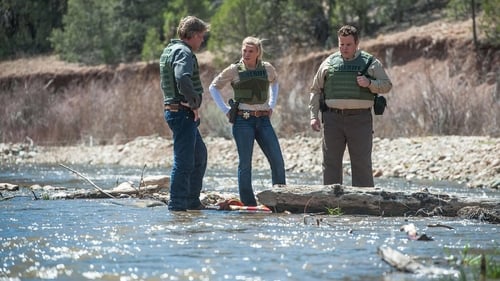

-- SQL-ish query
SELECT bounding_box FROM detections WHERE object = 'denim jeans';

[164,109,207,210]
[232,115,286,206]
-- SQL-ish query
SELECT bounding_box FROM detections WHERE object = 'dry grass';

[0,19,498,144]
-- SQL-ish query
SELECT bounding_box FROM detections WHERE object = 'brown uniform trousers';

[322,108,374,187]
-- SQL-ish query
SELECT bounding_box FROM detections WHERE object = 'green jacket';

[159,39,203,106]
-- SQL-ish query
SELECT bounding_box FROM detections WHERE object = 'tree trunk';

[257,184,500,223]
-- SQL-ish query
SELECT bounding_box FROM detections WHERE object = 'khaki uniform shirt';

[309,50,392,120]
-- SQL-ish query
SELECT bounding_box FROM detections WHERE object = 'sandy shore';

[1,135,499,189]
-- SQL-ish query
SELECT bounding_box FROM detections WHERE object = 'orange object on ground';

[229,205,272,213]
[216,199,272,213]
[217,199,244,210]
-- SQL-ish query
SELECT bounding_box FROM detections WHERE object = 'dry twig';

[59,163,116,199]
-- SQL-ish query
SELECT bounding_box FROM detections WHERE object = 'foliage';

[445,0,472,19]
[326,207,343,216]
[50,0,166,65]
[208,0,270,63]
[445,244,500,280]
[328,0,442,39]
[1,0,499,64]
[141,27,164,61]
[161,0,213,43]
[208,0,329,65]
[0,0,66,59]
[137,0,215,63]
[50,0,119,64]
[480,0,500,45]
[446,0,500,45]
[330,0,371,34]
[113,0,166,62]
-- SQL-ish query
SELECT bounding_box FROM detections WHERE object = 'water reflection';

[0,164,499,280]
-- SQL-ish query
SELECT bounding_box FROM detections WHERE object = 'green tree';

[50,0,119,64]
[141,27,163,61]
[480,0,499,45]
[274,0,330,50]
[114,0,166,61]
[446,0,472,19]
[330,1,367,32]
[208,0,269,62]
[328,0,448,39]
[208,0,329,63]
[161,0,213,42]
[0,0,66,59]
[51,0,167,65]
[446,0,500,46]
[141,0,214,62]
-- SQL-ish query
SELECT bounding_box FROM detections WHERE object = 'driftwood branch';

[31,189,39,200]
[59,163,116,199]
[378,246,459,276]
[51,184,166,199]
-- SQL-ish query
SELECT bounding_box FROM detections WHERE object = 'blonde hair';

[177,16,209,39]
[242,36,264,61]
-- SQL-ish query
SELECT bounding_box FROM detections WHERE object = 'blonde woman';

[209,37,286,206]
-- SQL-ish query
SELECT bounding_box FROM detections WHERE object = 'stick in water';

[59,163,116,199]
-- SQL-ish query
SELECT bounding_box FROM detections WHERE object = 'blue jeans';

[164,109,207,210]
[232,115,286,206]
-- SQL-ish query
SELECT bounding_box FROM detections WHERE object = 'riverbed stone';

[0,183,19,191]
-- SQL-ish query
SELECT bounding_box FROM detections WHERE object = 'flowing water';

[1,164,499,281]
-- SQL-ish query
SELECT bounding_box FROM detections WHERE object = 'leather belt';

[238,110,270,119]
[327,108,370,115]
[164,104,190,112]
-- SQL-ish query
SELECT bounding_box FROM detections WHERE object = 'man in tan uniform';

[309,25,392,186]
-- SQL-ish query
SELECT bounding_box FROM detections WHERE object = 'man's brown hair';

[337,25,359,43]
[177,16,209,39]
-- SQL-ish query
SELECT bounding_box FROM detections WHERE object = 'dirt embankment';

[0,19,496,92]
[0,18,498,144]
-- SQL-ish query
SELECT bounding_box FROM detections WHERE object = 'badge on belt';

[242,111,250,119]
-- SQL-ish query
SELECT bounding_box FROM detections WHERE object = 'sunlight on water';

[0,164,498,280]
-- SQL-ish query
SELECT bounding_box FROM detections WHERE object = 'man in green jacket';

[159,16,209,211]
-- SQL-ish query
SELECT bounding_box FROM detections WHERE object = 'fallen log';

[49,184,167,200]
[43,175,170,200]
[257,184,500,221]
[377,246,459,277]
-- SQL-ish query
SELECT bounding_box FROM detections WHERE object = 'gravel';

[1,135,499,189]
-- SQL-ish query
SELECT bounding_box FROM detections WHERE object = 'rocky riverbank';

[1,135,499,189]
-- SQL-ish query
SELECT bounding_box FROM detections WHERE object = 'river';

[1,164,499,281]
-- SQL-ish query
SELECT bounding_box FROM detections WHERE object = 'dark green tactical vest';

[231,61,269,104]
[324,51,373,101]
[159,39,203,104]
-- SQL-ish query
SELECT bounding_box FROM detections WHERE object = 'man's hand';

[310,118,321,132]
[192,108,200,122]
[181,101,200,122]
[356,75,371,88]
